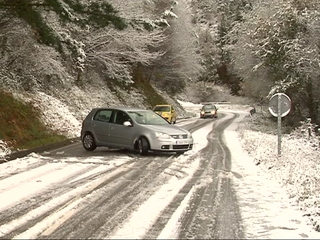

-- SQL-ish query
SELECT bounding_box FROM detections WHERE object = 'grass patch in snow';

[0,90,66,151]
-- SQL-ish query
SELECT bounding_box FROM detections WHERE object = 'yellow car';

[153,104,177,124]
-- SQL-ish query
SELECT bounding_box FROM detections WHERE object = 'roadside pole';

[268,93,291,157]
[277,93,282,156]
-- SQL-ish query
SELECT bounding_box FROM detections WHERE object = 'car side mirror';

[123,121,132,127]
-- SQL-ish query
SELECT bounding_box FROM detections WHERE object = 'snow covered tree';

[0,0,171,84]
[84,28,166,83]
[228,0,320,125]
[191,0,251,94]
[0,0,129,83]
[75,0,170,83]
[0,0,126,50]
[146,0,203,94]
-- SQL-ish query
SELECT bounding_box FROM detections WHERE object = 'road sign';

[268,93,292,156]
[268,93,291,117]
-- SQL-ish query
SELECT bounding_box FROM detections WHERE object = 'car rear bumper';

[200,112,217,118]
[200,114,214,118]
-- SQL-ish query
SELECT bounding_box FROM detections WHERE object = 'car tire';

[138,137,149,155]
[82,133,97,151]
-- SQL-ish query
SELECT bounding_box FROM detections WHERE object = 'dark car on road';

[81,107,193,155]
[200,104,218,118]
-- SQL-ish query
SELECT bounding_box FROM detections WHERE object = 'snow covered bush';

[0,140,11,161]
[238,110,320,231]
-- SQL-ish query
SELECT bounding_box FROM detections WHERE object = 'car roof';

[154,104,171,106]
[92,107,150,112]
[202,104,216,108]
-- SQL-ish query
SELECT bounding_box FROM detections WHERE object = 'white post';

[277,94,282,156]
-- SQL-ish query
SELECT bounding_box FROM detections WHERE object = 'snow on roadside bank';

[224,111,320,239]
[237,113,320,233]
[13,91,82,138]
[0,140,11,159]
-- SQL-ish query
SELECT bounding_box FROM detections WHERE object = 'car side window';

[114,111,131,125]
[94,110,112,122]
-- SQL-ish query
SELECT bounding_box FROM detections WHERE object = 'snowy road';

[1,107,319,239]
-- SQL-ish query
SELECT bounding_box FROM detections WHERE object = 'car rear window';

[154,106,170,112]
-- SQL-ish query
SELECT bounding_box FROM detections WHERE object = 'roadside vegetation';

[0,75,169,153]
[192,0,320,129]
[0,90,66,151]
[238,107,320,231]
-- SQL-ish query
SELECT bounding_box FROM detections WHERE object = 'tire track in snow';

[137,113,244,239]
[107,120,217,239]
[44,155,177,239]
[0,157,137,239]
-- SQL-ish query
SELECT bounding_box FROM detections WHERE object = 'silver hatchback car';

[80,107,193,155]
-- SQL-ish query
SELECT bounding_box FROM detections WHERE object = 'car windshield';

[153,106,170,112]
[128,110,169,125]
[203,105,214,110]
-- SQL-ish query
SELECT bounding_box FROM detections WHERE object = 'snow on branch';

[163,9,178,19]
[84,28,166,82]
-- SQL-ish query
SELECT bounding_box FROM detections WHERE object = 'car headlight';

[155,132,171,139]
[211,110,216,114]
[201,111,205,114]
[187,133,193,139]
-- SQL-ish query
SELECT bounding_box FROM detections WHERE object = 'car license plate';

[176,140,187,144]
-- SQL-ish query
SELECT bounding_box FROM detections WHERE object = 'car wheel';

[82,133,97,151]
[138,137,149,155]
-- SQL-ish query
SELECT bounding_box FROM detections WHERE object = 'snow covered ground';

[224,111,320,239]
[1,98,320,239]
